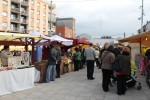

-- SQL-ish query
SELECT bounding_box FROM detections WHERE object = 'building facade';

[0,0,56,35]
[56,26,74,38]
[56,18,76,38]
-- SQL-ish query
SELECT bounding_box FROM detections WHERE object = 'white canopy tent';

[29,32,73,46]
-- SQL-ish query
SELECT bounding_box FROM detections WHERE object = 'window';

[59,33,62,36]
[2,22,7,27]
[31,9,34,13]
[37,19,40,23]
[43,13,46,16]
[37,28,39,32]
[37,11,40,15]
[43,21,46,25]
[43,29,46,32]
[2,0,7,5]
[37,2,40,6]
[43,5,46,9]
[2,12,7,16]
[31,0,34,4]
[31,18,34,22]
[30,27,33,30]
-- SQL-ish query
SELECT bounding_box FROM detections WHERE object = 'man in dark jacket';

[46,44,58,83]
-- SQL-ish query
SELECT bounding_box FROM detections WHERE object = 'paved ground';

[0,67,150,100]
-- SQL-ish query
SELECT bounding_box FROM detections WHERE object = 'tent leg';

[31,38,35,65]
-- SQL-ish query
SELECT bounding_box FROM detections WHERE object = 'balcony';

[20,29,27,34]
[21,1,29,7]
[11,6,20,13]
[10,27,20,32]
[11,18,20,23]
[21,10,28,16]
[11,0,20,4]
[21,20,28,25]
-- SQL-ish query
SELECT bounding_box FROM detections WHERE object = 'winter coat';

[47,48,58,65]
[115,52,131,75]
[101,51,115,70]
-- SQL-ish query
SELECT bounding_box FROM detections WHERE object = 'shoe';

[117,92,122,95]
[89,77,95,80]
[91,77,95,79]
[104,89,109,92]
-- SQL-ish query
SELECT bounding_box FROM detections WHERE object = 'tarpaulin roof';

[119,32,150,47]
[74,39,91,45]
[0,32,41,41]
[29,32,73,46]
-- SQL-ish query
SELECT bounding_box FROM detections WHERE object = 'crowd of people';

[45,42,130,95]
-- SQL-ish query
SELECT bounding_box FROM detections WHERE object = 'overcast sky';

[51,0,150,38]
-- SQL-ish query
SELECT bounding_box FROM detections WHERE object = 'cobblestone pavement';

[0,67,150,100]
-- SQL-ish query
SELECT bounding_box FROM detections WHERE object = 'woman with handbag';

[101,45,115,92]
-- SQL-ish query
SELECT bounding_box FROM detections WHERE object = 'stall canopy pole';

[31,38,35,65]
[140,37,142,53]
[25,38,28,52]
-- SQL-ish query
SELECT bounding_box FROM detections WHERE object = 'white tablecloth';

[34,68,40,82]
[0,67,35,96]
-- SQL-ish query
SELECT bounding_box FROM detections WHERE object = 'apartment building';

[0,0,56,35]
[56,26,74,38]
[56,18,76,38]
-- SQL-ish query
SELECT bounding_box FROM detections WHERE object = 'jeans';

[46,65,56,82]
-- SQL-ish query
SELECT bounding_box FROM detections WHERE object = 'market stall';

[32,34,73,82]
[0,32,42,96]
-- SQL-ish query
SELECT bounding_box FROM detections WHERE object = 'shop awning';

[119,31,150,53]
[0,32,42,46]
[74,39,91,45]
[119,32,150,46]
[0,32,41,41]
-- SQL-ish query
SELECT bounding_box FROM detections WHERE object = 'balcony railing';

[11,7,20,13]
[21,1,29,7]
[20,29,27,33]
[21,10,28,16]
[10,27,20,32]
[21,20,28,24]
[11,0,20,4]
[11,18,20,23]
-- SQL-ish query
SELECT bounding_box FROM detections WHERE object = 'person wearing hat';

[0,45,13,67]
[84,43,96,80]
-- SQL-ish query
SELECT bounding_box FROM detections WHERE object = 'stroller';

[126,70,142,90]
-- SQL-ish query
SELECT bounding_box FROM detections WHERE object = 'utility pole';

[140,0,144,33]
